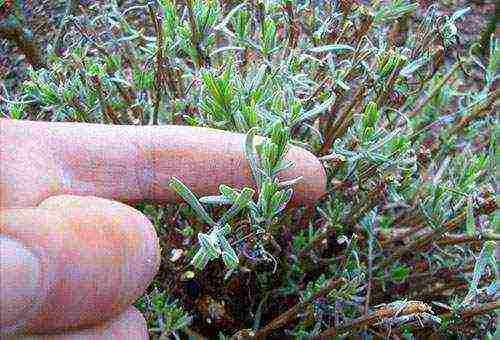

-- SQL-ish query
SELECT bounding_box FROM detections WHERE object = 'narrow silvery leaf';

[219,235,239,269]
[220,185,260,214]
[292,95,336,127]
[272,160,295,177]
[199,195,233,205]
[450,7,471,22]
[233,109,249,132]
[214,2,247,31]
[249,64,268,91]
[191,248,210,270]
[269,190,285,216]
[218,187,255,226]
[473,242,495,289]
[222,251,239,269]
[169,177,217,226]
[466,196,475,236]
[278,176,303,189]
[198,233,220,259]
[214,224,231,238]
[219,184,239,201]
[209,46,245,57]
[218,234,233,252]
[462,241,496,306]
[245,127,262,190]
[303,123,325,143]
[400,56,429,77]
[486,280,497,296]
[257,180,275,214]
[309,44,354,54]
[270,188,293,216]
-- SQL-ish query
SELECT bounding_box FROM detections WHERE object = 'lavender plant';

[0,0,498,338]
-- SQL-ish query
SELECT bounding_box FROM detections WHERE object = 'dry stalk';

[318,301,433,337]
[378,197,497,270]
[254,278,345,339]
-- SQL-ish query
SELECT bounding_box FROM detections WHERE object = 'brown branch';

[316,300,500,339]
[447,88,500,136]
[378,196,497,270]
[0,16,46,69]
[318,301,433,337]
[320,84,367,155]
[442,300,500,319]
[53,0,79,56]
[376,58,405,108]
[436,232,500,247]
[298,193,378,259]
[254,278,345,339]
[407,62,461,118]
[91,75,121,125]
[73,18,135,124]
[148,3,164,125]
[184,0,207,68]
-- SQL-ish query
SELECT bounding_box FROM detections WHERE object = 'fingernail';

[0,235,42,329]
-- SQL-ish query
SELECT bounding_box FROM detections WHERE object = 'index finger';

[1,119,327,207]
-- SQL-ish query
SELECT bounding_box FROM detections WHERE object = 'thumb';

[0,195,160,337]
[5,307,149,340]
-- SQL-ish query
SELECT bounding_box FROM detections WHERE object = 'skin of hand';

[0,118,326,339]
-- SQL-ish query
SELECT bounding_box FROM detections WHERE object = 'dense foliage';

[1,0,498,338]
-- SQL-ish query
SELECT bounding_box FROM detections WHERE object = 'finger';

[0,195,160,337]
[1,119,326,207]
[6,306,149,340]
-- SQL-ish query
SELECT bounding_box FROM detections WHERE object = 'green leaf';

[245,127,262,190]
[209,46,245,57]
[466,196,475,236]
[462,241,496,306]
[199,195,233,205]
[221,249,239,269]
[217,233,239,269]
[219,184,240,201]
[391,264,410,283]
[191,248,210,270]
[450,7,471,22]
[219,184,259,214]
[258,180,277,214]
[217,187,255,226]
[272,160,295,177]
[269,188,293,216]
[309,44,355,54]
[278,176,303,189]
[252,293,270,331]
[292,95,336,127]
[198,233,221,259]
[471,241,496,291]
[169,177,216,226]
[400,56,429,77]
[214,2,248,31]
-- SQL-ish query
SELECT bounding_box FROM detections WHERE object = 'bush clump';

[1,0,498,338]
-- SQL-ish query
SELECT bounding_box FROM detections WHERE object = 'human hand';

[0,118,326,339]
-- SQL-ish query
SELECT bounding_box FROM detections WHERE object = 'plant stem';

[443,300,500,319]
[436,232,500,247]
[378,197,497,270]
[318,301,432,337]
[53,0,79,56]
[0,15,46,69]
[148,3,164,125]
[407,62,461,118]
[254,278,344,339]
[321,84,366,155]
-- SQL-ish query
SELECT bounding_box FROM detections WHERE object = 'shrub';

[1,0,498,338]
